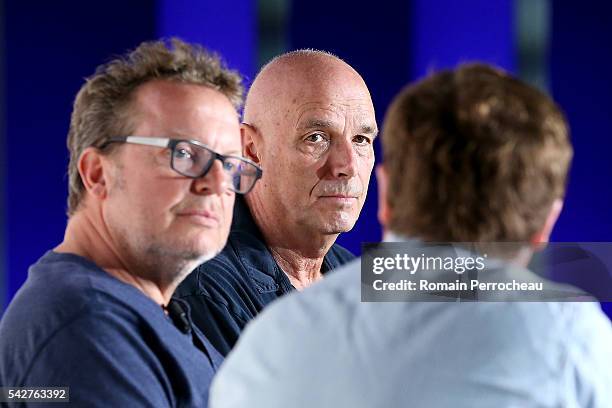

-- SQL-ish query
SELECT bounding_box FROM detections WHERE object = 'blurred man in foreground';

[0,39,261,407]
[176,50,377,355]
[210,64,612,407]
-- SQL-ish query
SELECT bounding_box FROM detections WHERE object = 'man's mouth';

[176,209,220,227]
[317,195,358,205]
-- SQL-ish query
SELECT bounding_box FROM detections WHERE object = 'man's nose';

[327,137,358,179]
[192,160,230,195]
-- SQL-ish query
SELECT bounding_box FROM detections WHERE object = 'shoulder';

[176,231,280,304]
[0,253,165,374]
[1,294,146,386]
[560,302,612,365]
[539,302,612,405]
[20,309,180,405]
[210,259,363,406]
[176,244,253,303]
[227,258,362,349]
[1,253,146,336]
[175,240,274,329]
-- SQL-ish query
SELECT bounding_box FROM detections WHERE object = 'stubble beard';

[113,220,219,290]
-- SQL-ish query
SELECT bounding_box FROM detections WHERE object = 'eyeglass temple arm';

[123,136,170,148]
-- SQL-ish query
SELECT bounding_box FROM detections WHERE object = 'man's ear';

[241,122,262,165]
[531,198,564,246]
[376,165,390,228]
[78,147,108,200]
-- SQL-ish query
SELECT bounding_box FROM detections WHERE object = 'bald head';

[240,49,377,250]
[244,50,373,129]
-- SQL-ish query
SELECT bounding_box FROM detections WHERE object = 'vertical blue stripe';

[515,0,551,91]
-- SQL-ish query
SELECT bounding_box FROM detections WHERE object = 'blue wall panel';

[550,2,612,318]
[550,2,612,241]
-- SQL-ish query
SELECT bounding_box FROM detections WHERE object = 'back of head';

[382,63,573,242]
[66,38,243,216]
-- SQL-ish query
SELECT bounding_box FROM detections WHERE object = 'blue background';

[1,0,610,318]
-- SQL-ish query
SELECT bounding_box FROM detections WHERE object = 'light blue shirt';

[210,240,612,408]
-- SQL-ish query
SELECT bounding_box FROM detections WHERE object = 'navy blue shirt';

[0,251,222,407]
[175,196,355,356]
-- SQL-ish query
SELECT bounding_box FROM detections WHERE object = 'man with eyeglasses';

[175,50,377,356]
[100,137,261,195]
[0,39,260,407]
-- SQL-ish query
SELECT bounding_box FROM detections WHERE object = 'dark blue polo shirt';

[0,251,222,407]
[175,196,355,356]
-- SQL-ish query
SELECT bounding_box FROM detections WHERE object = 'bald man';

[175,50,377,355]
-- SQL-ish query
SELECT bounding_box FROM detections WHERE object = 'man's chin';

[319,215,358,235]
[192,244,223,263]
[325,225,355,235]
[181,230,227,259]
[193,251,217,265]
[296,208,359,235]
[168,241,222,265]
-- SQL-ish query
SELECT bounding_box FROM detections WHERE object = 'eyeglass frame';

[99,136,263,194]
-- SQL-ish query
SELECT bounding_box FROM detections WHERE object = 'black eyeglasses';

[101,136,262,194]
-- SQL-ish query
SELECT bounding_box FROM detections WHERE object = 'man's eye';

[305,133,327,143]
[174,148,194,160]
[353,135,371,145]
[223,161,235,171]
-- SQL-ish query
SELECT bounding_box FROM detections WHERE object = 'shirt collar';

[229,196,347,291]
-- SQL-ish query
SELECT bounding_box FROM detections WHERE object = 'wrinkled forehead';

[292,100,376,133]
[281,78,375,128]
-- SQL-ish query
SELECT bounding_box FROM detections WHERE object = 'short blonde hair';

[66,38,243,215]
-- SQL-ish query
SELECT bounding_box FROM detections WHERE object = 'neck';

[245,194,337,290]
[269,247,325,290]
[509,246,535,268]
[56,209,178,306]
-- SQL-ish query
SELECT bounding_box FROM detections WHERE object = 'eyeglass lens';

[171,141,258,193]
